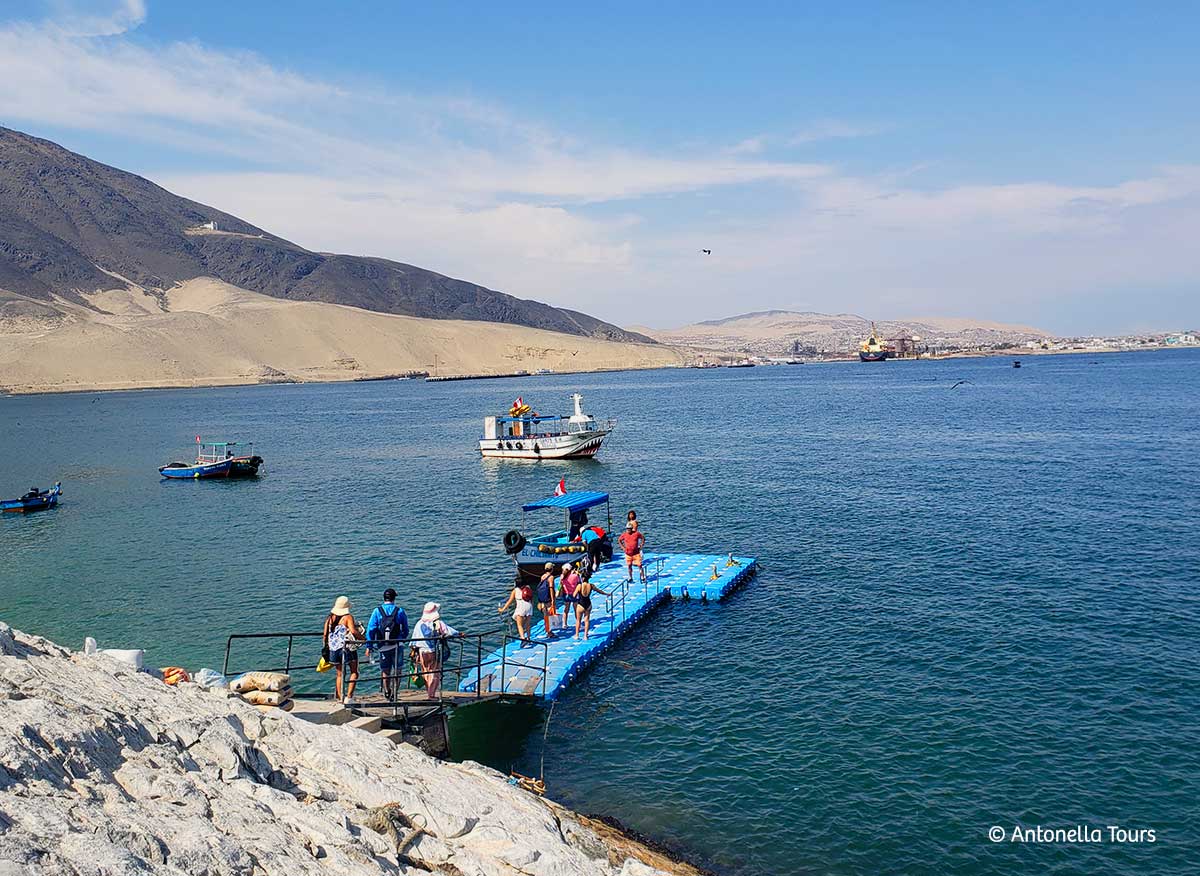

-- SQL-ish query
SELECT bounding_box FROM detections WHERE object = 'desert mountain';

[0,126,647,343]
[634,310,1052,355]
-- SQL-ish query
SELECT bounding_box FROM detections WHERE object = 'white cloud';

[788,120,883,145]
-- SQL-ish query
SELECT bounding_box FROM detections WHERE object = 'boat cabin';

[511,490,614,578]
[197,441,242,463]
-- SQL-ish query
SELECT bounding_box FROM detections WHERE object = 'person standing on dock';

[323,596,361,703]
[560,562,582,628]
[413,602,459,699]
[574,576,609,640]
[498,575,534,645]
[618,521,646,584]
[365,588,408,700]
[537,563,558,638]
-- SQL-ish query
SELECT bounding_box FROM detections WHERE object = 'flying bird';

[701,249,712,255]
[950,380,972,389]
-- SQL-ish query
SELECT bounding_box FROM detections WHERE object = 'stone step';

[347,715,382,734]
[289,699,353,726]
[376,728,406,745]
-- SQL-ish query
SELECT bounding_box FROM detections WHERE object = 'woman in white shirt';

[412,601,459,698]
[498,574,535,645]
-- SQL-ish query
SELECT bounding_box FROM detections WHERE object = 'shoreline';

[0,363,682,398]
[4,344,1195,397]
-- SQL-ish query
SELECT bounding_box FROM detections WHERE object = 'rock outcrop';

[0,623,694,875]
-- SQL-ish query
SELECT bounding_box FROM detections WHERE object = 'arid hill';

[0,125,648,343]
[632,310,1051,355]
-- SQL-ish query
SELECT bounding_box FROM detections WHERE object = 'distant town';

[687,329,1200,365]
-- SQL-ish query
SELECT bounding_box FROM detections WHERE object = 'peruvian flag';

[195,435,201,443]
[553,478,567,497]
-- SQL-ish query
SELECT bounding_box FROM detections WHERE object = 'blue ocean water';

[2,350,1197,875]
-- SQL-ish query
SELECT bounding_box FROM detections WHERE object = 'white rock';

[0,626,679,876]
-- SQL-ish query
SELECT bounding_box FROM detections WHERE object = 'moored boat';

[159,439,263,479]
[502,489,615,583]
[2,482,62,513]
[480,394,613,460]
[859,322,890,362]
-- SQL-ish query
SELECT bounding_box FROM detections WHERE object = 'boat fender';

[533,443,540,454]
[503,530,527,555]
[516,442,523,450]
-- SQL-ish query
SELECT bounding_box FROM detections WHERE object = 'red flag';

[195,435,201,443]
[553,478,566,497]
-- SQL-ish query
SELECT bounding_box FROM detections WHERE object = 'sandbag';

[240,687,293,706]
[230,671,290,693]
[255,700,294,712]
[84,637,145,671]
[192,668,228,689]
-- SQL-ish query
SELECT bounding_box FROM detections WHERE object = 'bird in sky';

[701,249,712,255]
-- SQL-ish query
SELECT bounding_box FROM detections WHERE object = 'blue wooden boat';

[503,490,615,583]
[159,439,263,479]
[2,482,62,513]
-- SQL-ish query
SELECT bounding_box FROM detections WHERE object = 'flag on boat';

[553,478,567,497]
[195,435,200,443]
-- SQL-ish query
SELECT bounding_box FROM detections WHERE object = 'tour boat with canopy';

[159,438,264,479]
[502,489,615,582]
[480,393,613,460]
[2,482,62,513]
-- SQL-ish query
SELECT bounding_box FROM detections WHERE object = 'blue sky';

[1,0,1197,333]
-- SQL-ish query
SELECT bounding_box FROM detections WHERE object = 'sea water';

[1,350,1197,875]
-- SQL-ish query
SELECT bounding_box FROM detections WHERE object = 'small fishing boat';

[480,394,613,460]
[2,482,62,513]
[502,490,615,583]
[159,439,264,479]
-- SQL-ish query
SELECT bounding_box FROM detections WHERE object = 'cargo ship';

[859,323,890,361]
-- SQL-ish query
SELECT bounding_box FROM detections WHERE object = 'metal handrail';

[602,555,666,624]
[495,629,550,698]
[223,626,551,705]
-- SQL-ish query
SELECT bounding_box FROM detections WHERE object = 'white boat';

[480,394,613,460]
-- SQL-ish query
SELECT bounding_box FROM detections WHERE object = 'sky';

[0,0,1197,333]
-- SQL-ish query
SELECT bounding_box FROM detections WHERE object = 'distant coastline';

[4,344,1195,398]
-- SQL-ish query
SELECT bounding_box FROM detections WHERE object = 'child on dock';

[498,575,534,645]
[618,521,647,584]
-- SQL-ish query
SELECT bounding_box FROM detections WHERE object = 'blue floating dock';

[461,552,757,701]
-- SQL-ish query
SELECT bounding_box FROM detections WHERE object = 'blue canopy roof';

[523,490,610,513]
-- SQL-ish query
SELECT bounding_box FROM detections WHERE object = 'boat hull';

[480,430,609,460]
[2,483,61,513]
[158,454,263,479]
[159,459,234,479]
[859,351,888,361]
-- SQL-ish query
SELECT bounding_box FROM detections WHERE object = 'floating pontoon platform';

[461,552,757,701]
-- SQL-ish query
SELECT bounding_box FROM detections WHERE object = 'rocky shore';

[0,624,702,876]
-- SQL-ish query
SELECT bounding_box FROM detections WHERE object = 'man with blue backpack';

[365,588,408,700]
